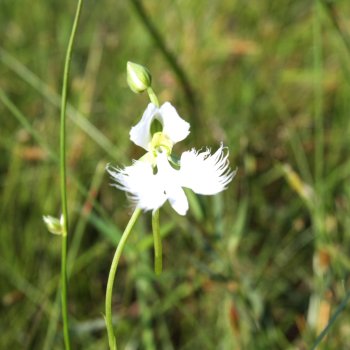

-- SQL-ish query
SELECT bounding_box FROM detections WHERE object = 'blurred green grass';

[1,0,350,349]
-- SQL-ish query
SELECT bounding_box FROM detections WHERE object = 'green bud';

[43,215,64,235]
[127,61,152,93]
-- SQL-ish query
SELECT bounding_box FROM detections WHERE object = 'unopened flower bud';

[127,61,152,93]
[43,215,64,235]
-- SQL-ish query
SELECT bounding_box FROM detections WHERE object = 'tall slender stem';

[152,210,162,275]
[60,235,70,349]
[59,1,84,349]
[105,207,142,350]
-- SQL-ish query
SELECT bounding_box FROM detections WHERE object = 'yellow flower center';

[149,132,173,156]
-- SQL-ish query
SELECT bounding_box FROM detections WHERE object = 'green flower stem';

[147,87,162,276]
[60,233,70,349]
[152,210,162,275]
[147,87,159,107]
[59,0,84,349]
[105,207,142,350]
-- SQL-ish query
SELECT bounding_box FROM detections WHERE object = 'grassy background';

[1,0,350,349]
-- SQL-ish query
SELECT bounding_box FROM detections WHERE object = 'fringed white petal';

[179,144,236,195]
[106,162,167,212]
[129,103,158,151]
[159,102,190,144]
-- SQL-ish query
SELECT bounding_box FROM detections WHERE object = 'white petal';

[166,185,188,216]
[156,152,189,215]
[129,102,190,150]
[129,103,158,151]
[159,102,190,144]
[179,144,236,195]
[106,162,167,212]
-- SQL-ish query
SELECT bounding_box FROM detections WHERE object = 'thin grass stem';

[313,0,324,189]
[311,289,350,350]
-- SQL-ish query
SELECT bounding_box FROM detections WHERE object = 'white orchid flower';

[107,102,235,216]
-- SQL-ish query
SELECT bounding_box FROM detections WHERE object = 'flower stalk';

[147,87,159,107]
[105,207,142,350]
[152,209,162,275]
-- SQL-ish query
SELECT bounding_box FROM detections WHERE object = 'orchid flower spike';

[107,102,236,216]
